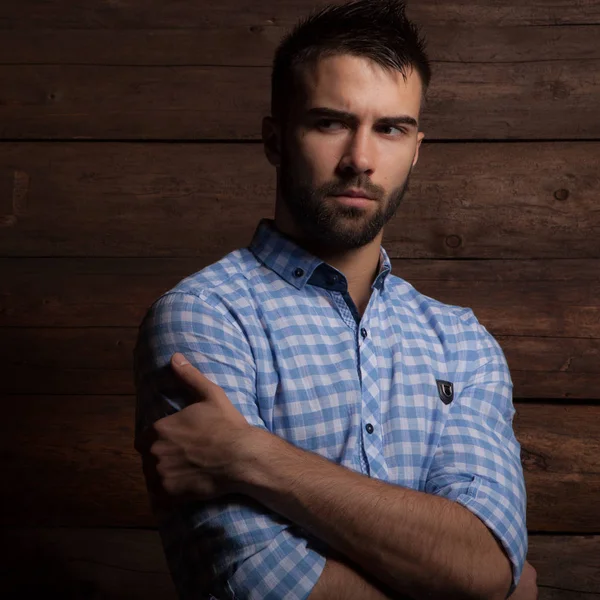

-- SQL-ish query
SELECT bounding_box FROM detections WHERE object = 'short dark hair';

[271,0,431,120]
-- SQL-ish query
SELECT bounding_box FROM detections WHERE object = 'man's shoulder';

[174,248,256,295]
[385,273,476,325]
[145,247,261,319]
[385,273,505,363]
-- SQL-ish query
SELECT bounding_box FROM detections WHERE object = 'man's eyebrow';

[305,107,418,129]
[377,115,419,129]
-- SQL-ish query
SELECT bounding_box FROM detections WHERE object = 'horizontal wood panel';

[2,60,599,140]
[1,528,177,600]
[1,24,599,66]
[1,329,599,399]
[1,0,598,30]
[527,535,600,598]
[1,397,599,529]
[2,258,599,338]
[1,528,599,598]
[1,142,598,258]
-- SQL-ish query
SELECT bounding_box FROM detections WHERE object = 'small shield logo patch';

[436,379,454,405]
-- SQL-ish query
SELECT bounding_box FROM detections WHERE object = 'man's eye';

[318,119,345,130]
[379,125,406,136]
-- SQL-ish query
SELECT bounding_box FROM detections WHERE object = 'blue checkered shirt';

[134,218,527,599]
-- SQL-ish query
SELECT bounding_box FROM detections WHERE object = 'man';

[134,1,537,598]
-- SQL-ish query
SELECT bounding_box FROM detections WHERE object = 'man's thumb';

[172,352,190,367]
[170,353,214,394]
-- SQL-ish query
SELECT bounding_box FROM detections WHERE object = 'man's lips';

[330,191,377,208]
[331,189,377,200]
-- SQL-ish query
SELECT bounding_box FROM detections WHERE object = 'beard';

[279,152,412,251]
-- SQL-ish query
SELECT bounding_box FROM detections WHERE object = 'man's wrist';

[228,425,282,494]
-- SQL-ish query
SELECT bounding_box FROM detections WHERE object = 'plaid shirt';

[134,218,527,599]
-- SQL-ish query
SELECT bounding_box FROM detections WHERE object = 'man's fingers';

[150,439,181,457]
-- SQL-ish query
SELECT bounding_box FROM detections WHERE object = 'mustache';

[319,177,385,201]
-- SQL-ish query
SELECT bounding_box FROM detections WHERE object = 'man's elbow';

[474,555,514,600]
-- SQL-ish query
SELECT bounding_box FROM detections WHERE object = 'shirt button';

[360,328,368,339]
[293,268,304,278]
[365,423,374,434]
[328,273,339,284]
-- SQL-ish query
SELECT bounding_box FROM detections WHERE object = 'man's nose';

[337,129,375,176]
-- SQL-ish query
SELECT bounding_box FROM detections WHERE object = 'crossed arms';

[134,292,531,600]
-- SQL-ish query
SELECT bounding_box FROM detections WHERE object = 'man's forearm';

[235,428,512,600]
[309,557,404,600]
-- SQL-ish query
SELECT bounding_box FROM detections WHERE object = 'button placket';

[357,316,388,480]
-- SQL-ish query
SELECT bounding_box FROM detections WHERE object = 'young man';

[134,1,537,598]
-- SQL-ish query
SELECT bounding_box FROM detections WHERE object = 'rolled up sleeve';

[425,311,527,595]
[134,291,326,600]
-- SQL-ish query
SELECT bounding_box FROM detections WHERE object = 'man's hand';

[141,352,254,500]
[508,561,538,600]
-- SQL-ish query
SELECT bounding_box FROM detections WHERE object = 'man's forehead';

[295,54,422,117]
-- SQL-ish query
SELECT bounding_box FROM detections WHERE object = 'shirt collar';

[248,218,392,291]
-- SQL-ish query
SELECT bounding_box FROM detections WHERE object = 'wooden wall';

[1,0,599,597]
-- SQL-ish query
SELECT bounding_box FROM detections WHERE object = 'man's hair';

[271,0,431,120]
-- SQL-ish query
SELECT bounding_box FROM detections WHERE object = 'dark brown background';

[1,0,599,597]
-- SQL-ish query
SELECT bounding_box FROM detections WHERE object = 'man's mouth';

[330,191,376,209]
[332,188,376,200]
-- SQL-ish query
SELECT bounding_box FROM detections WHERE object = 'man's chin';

[310,218,383,249]
[324,198,379,219]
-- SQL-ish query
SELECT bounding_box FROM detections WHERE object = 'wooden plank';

[0,65,269,140]
[502,337,600,399]
[527,535,600,599]
[1,397,599,529]
[1,142,598,258]
[0,257,211,328]
[1,528,599,599]
[1,528,177,600]
[2,258,600,337]
[0,328,135,395]
[2,395,150,527]
[0,0,598,30]
[1,24,598,66]
[1,58,599,140]
[407,0,600,27]
[1,328,599,398]
[516,404,600,533]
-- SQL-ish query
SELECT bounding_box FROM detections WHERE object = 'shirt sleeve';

[133,291,326,600]
[424,309,527,596]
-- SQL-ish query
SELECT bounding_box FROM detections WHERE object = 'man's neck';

[273,214,383,318]
[327,243,382,318]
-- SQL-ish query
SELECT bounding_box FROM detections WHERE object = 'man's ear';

[412,131,425,167]
[262,116,282,167]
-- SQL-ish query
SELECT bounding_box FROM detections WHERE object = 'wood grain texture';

[1,528,177,600]
[1,59,599,140]
[1,21,598,66]
[1,142,598,258]
[2,395,147,527]
[1,0,598,31]
[2,258,599,337]
[1,397,598,529]
[1,528,599,599]
[516,404,600,532]
[527,535,600,598]
[1,4,599,140]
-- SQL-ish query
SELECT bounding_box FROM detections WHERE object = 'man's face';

[277,54,424,250]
